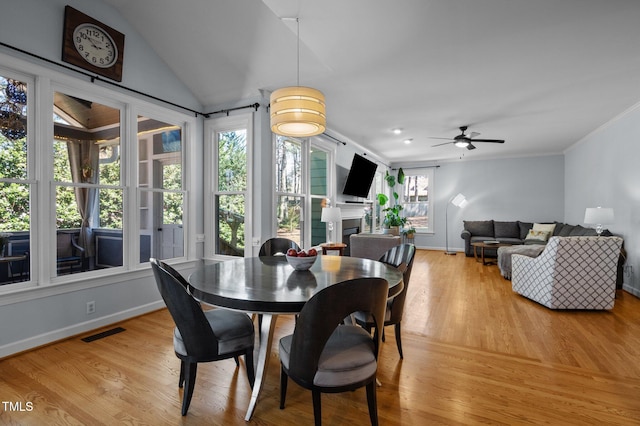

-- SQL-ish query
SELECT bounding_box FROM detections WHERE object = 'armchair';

[511,236,623,310]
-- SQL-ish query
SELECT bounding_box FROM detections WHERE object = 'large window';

[137,117,185,262]
[0,60,193,290]
[0,75,31,285]
[401,168,434,232]
[206,114,252,257]
[274,135,333,248]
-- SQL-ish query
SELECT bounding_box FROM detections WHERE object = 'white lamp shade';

[321,207,342,223]
[451,193,467,207]
[270,87,326,137]
[584,207,614,225]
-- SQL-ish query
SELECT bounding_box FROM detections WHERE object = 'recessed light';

[403,138,413,144]
[392,128,402,135]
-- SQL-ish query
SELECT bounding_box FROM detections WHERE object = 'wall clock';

[62,6,125,82]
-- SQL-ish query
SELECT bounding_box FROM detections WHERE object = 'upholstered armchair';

[511,236,623,310]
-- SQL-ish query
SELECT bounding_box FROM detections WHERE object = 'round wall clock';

[62,6,125,82]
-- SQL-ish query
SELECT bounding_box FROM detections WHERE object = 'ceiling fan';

[430,126,505,150]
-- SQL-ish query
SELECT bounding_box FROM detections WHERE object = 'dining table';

[188,254,404,421]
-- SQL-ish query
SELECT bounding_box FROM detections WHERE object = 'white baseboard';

[0,301,165,359]
[622,283,640,298]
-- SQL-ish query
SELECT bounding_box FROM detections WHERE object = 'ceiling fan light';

[270,86,326,137]
[454,140,469,148]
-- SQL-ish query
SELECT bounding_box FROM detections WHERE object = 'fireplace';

[341,219,361,256]
[336,202,372,256]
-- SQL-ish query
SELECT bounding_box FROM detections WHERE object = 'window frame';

[400,167,435,234]
[204,113,254,259]
[272,134,335,249]
[0,53,196,294]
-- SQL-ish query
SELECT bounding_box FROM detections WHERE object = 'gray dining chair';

[354,243,416,358]
[259,237,300,256]
[150,258,255,416]
[279,277,389,426]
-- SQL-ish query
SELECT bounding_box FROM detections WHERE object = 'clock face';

[72,23,118,69]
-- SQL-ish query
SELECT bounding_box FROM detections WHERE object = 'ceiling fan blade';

[470,138,505,143]
[431,141,453,147]
[428,137,454,140]
[466,143,477,150]
[469,131,481,138]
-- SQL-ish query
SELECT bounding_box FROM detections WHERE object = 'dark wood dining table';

[188,254,404,421]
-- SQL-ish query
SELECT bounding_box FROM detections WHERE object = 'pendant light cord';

[296,18,300,87]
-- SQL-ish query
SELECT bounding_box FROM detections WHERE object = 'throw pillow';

[533,223,556,235]
[524,229,550,244]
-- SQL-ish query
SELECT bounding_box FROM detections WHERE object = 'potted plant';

[377,168,406,236]
[402,224,416,240]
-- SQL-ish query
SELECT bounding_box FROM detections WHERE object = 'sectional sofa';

[460,220,611,257]
[460,220,624,287]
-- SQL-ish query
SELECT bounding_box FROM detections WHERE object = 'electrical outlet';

[86,301,96,314]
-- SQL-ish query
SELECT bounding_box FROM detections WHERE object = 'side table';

[320,242,347,256]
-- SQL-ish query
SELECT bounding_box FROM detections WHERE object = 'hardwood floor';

[2,249,640,425]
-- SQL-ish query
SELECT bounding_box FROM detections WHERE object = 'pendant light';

[270,18,326,137]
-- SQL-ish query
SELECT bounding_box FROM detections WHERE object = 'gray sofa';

[460,220,612,257]
[460,220,624,287]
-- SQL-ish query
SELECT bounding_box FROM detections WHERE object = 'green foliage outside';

[217,131,246,251]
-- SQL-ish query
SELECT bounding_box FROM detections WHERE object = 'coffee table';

[471,241,512,265]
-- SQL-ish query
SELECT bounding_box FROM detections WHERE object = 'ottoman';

[497,244,546,279]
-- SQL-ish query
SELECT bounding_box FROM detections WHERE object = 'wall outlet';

[86,301,96,315]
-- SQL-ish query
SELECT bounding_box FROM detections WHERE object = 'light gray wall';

[0,0,203,357]
[565,105,640,296]
[406,155,565,252]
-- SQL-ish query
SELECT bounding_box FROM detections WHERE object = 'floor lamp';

[445,193,468,255]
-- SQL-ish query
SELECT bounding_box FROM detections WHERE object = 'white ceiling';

[104,0,640,163]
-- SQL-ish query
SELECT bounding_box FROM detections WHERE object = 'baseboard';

[0,300,165,359]
[622,283,640,298]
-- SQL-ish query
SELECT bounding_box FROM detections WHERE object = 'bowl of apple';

[286,248,318,271]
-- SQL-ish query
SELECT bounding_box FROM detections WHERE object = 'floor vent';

[81,327,126,342]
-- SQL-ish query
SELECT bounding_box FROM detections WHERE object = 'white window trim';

[401,167,435,234]
[0,51,196,296]
[204,112,253,259]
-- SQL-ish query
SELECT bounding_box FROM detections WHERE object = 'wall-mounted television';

[342,154,378,198]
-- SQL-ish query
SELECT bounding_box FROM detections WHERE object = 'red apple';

[297,250,308,257]
[308,248,318,257]
[286,248,298,257]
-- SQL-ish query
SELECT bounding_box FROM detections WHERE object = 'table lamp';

[584,207,614,235]
[321,207,342,243]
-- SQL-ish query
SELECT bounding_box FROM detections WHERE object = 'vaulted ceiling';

[103,0,640,163]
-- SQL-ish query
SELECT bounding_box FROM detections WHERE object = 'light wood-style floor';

[2,249,640,425]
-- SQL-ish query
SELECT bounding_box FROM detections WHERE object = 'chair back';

[259,238,300,256]
[287,277,388,386]
[379,244,415,322]
[150,258,218,359]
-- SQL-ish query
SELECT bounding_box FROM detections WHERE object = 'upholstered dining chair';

[354,243,416,358]
[279,277,389,426]
[259,237,300,256]
[150,258,255,416]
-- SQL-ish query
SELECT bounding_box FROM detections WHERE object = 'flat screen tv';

[342,154,378,198]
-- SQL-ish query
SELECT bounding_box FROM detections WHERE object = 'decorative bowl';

[286,254,317,271]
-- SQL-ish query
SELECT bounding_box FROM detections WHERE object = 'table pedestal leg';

[245,313,277,421]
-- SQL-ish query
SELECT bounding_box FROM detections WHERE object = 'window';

[401,168,434,232]
[137,116,185,262]
[0,74,31,285]
[274,135,333,248]
[205,114,252,258]
[0,59,193,291]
